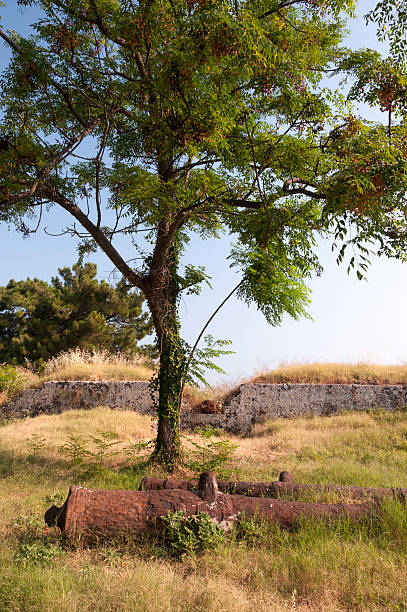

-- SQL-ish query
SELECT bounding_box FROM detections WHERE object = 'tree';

[0,262,154,366]
[1,0,407,466]
[367,1,407,66]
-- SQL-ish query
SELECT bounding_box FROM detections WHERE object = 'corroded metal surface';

[140,476,196,492]
[269,482,407,503]
[45,472,378,539]
[45,475,234,538]
[140,471,291,495]
[228,494,375,529]
[140,473,407,503]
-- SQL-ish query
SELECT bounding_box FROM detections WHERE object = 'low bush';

[183,426,238,478]
[162,510,225,558]
[0,364,25,394]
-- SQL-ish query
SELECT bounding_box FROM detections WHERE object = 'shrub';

[0,364,25,394]
[15,540,63,567]
[162,510,225,558]
[183,426,238,478]
[59,430,121,475]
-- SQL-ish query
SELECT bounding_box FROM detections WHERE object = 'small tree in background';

[1,1,407,466]
[0,262,154,366]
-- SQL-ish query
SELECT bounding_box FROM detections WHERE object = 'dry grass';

[252,361,407,385]
[6,356,407,414]
[0,350,155,408]
[41,348,155,382]
[2,407,407,610]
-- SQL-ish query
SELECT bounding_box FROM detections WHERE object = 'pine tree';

[0,262,154,366]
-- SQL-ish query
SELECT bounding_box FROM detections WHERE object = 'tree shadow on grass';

[0,446,73,485]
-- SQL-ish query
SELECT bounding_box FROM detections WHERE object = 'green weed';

[162,510,225,558]
[183,426,238,478]
[15,540,63,568]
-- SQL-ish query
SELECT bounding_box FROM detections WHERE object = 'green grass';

[2,407,407,610]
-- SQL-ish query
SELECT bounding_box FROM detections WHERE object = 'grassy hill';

[1,407,407,611]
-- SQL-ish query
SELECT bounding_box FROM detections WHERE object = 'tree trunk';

[145,239,185,469]
[154,325,184,468]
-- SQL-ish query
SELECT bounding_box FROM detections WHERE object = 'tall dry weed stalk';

[44,348,147,372]
[41,348,155,381]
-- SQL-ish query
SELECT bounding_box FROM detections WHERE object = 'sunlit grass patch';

[0,349,232,411]
[0,349,156,409]
[40,348,155,382]
[252,361,407,385]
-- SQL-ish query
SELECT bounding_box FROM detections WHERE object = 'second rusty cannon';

[45,472,378,540]
[140,472,407,504]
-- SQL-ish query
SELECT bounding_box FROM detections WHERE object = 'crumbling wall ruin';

[2,380,407,433]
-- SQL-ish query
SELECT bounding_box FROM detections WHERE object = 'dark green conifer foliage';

[0,263,153,366]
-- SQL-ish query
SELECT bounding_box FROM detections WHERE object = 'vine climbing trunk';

[154,326,185,467]
[145,234,185,469]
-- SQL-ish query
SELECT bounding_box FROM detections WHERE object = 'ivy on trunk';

[146,241,185,468]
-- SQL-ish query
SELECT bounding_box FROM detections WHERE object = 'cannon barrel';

[141,471,293,497]
[140,473,407,504]
[45,472,378,540]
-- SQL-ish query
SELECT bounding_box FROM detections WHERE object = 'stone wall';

[1,381,156,420]
[2,381,407,433]
[195,383,407,434]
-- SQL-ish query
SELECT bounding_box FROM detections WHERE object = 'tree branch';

[174,156,222,176]
[180,278,244,398]
[0,28,22,54]
[275,10,308,34]
[43,184,146,291]
[282,177,327,199]
[223,199,262,209]
[1,113,111,210]
[260,0,310,18]
[51,0,127,47]
[175,195,262,219]
[52,0,155,102]
[51,81,88,128]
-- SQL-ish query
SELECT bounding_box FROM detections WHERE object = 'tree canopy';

[1,0,407,465]
[367,1,407,66]
[0,262,154,366]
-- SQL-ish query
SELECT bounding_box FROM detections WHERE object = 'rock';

[199,399,222,414]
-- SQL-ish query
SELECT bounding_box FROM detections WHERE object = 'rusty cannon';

[140,472,407,504]
[45,472,378,540]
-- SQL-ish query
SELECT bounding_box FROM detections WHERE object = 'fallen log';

[140,472,407,504]
[45,472,378,540]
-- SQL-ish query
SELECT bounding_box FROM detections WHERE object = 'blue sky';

[1,1,406,384]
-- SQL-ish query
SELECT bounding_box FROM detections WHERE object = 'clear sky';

[1,0,406,385]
